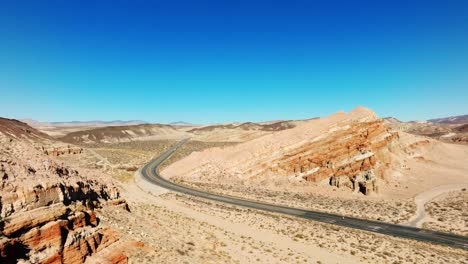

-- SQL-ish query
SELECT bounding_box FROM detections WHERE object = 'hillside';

[59,124,189,144]
[163,107,468,198]
[384,116,468,144]
[428,114,468,124]
[0,118,52,140]
[187,120,299,142]
[54,119,300,145]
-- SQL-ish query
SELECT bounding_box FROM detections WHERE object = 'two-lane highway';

[141,139,468,250]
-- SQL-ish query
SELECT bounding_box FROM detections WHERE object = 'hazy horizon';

[8,106,468,125]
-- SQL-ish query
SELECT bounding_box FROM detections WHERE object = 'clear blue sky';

[1,0,467,123]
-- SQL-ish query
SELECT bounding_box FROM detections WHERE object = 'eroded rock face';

[164,108,401,196]
[42,145,83,157]
[0,137,127,263]
[250,120,398,194]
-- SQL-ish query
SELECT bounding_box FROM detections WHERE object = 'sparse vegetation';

[173,180,416,224]
[159,192,467,264]
[424,191,468,236]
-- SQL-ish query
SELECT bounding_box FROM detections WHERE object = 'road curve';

[141,139,468,250]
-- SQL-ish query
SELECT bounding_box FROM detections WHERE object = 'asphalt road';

[141,139,468,250]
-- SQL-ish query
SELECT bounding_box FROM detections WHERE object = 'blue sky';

[1,0,467,123]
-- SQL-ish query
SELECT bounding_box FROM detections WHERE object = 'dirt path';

[406,184,468,227]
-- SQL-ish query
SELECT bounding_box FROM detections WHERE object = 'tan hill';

[21,119,148,138]
[54,120,299,145]
[162,107,468,198]
[189,121,297,132]
[0,117,89,157]
[187,120,299,142]
[455,123,468,132]
[0,118,52,140]
[59,124,189,144]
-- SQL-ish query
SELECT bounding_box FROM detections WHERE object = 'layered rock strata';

[163,107,402,195]
[249,120,399,194]
[0,137,127,263]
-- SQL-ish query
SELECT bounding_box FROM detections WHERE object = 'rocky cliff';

[163,107,403,195]
[247,119,399,194]
[0,136,128,263]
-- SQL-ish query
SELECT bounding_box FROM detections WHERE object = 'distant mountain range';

[22,119,198,127]
[169,121,194,126]
[382,114,468,125]
[428,115,468,125]
[384,114,468,145]
[21,119,148,127]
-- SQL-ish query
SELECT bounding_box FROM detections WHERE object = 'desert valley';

[2,1,468,263]
[0,107,467,263]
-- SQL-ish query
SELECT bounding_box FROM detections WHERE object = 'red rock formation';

[164,108,403,195]
[249,120,399,194]
[62,227,119,263]
[0,137,129,263]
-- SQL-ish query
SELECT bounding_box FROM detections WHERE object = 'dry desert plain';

[1,107,468,263]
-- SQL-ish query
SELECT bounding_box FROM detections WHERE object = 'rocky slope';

[0,133,128,263]
[60,124,189,144]
[384,117,468,144]
[186,121,299,142]
[0,118,52,141]
[163,107,404,194]
[244,119,399,195]
[56,120,300,145]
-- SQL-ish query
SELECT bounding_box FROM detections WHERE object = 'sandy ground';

[107,178,468,264]
[423,190,468,236]
[406,184,468,227]
[381,138,468,199]
[173,180,417,224]
[112,180,361,263]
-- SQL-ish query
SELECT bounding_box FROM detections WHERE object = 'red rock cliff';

[0,137,128,263]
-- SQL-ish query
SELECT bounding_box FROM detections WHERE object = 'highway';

[141,139,468,250]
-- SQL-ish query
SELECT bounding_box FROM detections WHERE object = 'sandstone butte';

[0,121,130,264]
[162,107,417,195]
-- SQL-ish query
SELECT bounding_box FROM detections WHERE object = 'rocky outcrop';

[0,137,128,263]
[163,107,402,195]
[250,120,398,194]
[42,145,83,156]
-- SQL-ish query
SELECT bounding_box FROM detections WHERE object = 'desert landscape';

[2,1,467,263]
[1,106,467,263]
